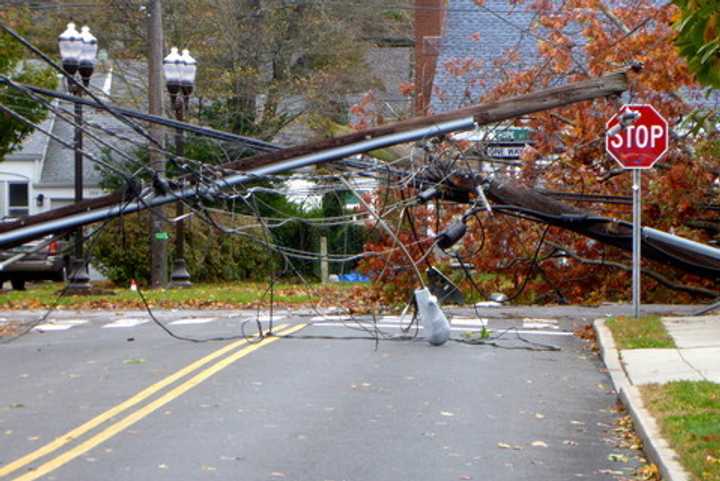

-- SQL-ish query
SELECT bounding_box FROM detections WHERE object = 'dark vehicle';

[0,238,66,290]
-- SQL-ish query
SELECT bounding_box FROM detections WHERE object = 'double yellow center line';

[0,323,306,481]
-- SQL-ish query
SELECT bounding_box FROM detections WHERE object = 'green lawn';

[642,381,720,481]
[605,315,676,349]
[0,281,361,310]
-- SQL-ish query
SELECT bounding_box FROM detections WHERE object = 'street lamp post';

[58,23,97,291]
[164,47,196,288]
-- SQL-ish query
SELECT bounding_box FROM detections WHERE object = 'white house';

[0,68,134,220]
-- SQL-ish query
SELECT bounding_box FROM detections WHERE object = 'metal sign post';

[632,169,641,318]
[605,104,668,319]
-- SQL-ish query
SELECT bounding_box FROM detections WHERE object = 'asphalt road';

[0,305,696,481]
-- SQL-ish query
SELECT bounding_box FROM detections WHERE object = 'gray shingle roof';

[431,1,720,114]
[39,69,142,187]
[431,0,539,113]
[5,112,54,161]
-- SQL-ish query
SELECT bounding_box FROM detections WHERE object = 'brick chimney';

[415,0,445,116]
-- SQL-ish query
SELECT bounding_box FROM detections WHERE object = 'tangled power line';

[2,9,716,347]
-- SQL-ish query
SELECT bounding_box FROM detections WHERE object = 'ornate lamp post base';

[66,258,91,291]
[169,258,192,288]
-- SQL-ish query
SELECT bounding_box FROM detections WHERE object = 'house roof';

[39,71,118,187]
[430,0,720,115]
[5,112,55,162]
[4,60,147,189]
[431,0,539,113]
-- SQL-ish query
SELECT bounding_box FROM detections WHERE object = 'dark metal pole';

[74,100,83,258]
[175,100,184,260]
[169,96,191,287]
[67,88,90,290]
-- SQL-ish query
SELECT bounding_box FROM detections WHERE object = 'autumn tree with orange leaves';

[359,0,720,305]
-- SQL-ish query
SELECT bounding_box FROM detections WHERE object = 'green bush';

[90,209,276,286]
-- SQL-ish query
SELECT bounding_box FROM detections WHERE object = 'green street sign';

[155,232,170,240]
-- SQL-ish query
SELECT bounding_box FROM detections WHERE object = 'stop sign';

[605,104,668,169]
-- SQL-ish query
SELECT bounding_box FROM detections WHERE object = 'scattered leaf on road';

[608,453,629,463]
[497,442,522,450]
[124,358,145,365]
[636,464,659,480]
[531,441,548,448]
[441,411,455,417]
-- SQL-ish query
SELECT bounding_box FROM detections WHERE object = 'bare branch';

[596,1,631,35]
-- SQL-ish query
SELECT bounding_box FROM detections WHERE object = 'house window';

[8,182,29,218]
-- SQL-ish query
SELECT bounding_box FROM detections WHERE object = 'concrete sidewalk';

[622,316,720,385]
[595,315,720,481]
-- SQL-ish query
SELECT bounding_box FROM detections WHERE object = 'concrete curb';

[593,319,690,481]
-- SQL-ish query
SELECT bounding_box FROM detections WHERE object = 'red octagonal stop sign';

[605,104,668,169]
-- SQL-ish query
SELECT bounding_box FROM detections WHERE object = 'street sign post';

[605,104,669,318]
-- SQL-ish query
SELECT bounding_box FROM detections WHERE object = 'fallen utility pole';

[3,69,720,283]
[0,71,629,246]
[0,118,476,248]
[220,72,629,173]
